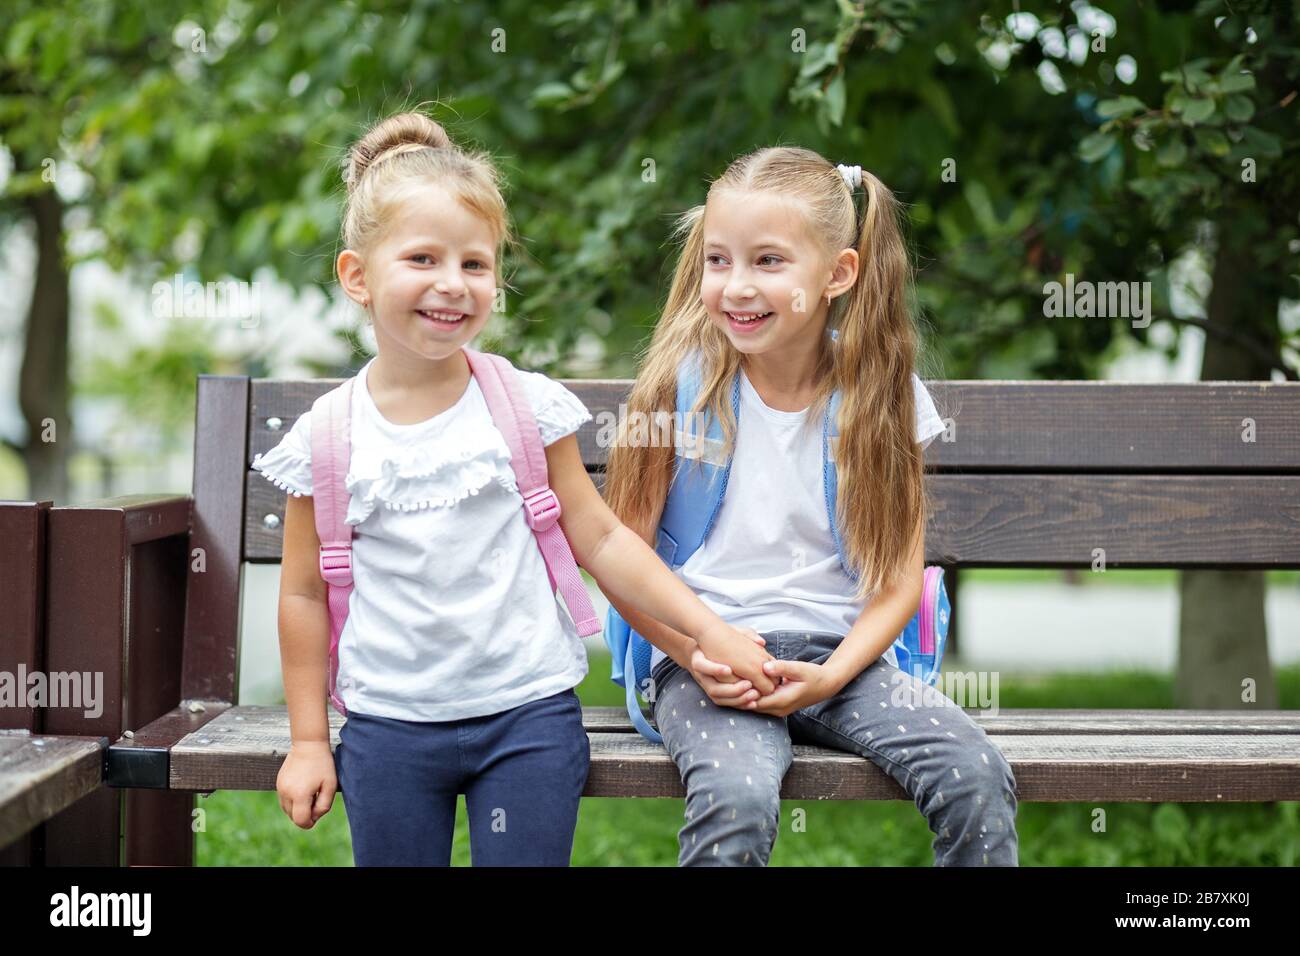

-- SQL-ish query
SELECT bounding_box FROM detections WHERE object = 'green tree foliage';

[2,0,1294,382]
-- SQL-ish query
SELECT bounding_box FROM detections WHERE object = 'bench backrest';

[241,377,1300,565]
[182,374,1300,705]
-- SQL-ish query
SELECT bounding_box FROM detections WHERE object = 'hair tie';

[344,142,435,187]
[836,163,863,190]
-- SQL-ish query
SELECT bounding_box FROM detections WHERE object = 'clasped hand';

[690,624,835,718]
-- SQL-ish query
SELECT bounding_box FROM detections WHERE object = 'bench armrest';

[54,493,192,544]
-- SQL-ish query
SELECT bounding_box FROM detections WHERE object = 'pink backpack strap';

[463,347,601,637]
[309,377,356,716]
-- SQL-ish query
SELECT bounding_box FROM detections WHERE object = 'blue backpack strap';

[625,639,662,742]
[660,351,738,561]
[602,603,663,742]
[606,349,741,742]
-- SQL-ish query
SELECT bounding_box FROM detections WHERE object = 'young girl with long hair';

[603,147,1018,866]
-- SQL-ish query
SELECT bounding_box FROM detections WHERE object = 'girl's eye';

[705,254,728,266]
[758,255,782,266]
[410,254,433,264]
[465,260,488,271]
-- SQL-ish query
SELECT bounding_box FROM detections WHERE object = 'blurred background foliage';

[3,2,1295,440]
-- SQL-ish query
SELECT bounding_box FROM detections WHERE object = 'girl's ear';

[337,249,370,307]
[825,247,860,303]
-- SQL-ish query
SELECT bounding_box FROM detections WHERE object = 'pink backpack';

[309,346,601,716]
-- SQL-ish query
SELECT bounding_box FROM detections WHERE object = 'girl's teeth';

[731,311,772,323]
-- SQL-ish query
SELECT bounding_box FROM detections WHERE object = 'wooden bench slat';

[583,732,1300,802]
[105,701,232,789]
[160,704,1300,740]
[582,706,1300,734]
[927,474,1300,566]
[249,379,1300,472]
[153,706,1300,802]
[0,733,108,848]
[243,471,1300,566]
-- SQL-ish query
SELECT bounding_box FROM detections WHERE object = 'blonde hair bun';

[342,112,454,192]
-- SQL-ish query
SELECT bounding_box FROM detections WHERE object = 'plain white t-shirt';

[649,368,946,672]
[253,357,594,721]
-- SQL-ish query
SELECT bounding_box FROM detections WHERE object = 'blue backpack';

[604,347,950,743]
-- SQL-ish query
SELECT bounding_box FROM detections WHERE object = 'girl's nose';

[724,276,757,300]
[434,273,465,296]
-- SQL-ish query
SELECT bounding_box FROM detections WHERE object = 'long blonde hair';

[603,146,935,603]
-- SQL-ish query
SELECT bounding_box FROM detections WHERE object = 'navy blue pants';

[332,687,590,866]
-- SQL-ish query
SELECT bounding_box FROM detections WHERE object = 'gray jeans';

[650,630,1019,866]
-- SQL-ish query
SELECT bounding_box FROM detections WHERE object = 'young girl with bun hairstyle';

[256,111,774,866]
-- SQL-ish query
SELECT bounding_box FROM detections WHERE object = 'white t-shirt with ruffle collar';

[253,357,593,721]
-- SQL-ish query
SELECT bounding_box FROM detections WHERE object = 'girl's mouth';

[416,309,470,330]
[725,310,774,333]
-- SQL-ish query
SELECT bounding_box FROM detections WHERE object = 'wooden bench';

[1,500,112,864]
[6,374,1300,865]
[0,494,188,865]
[0,733,109,852]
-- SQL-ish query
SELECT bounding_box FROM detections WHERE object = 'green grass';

[195,655,1300,866]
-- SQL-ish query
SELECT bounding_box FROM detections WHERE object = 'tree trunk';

[1175,223,1278,709]
[18,187,71,503]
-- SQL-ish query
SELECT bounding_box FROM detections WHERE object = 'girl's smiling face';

[339,184,498,361]
[700,189,847,356]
